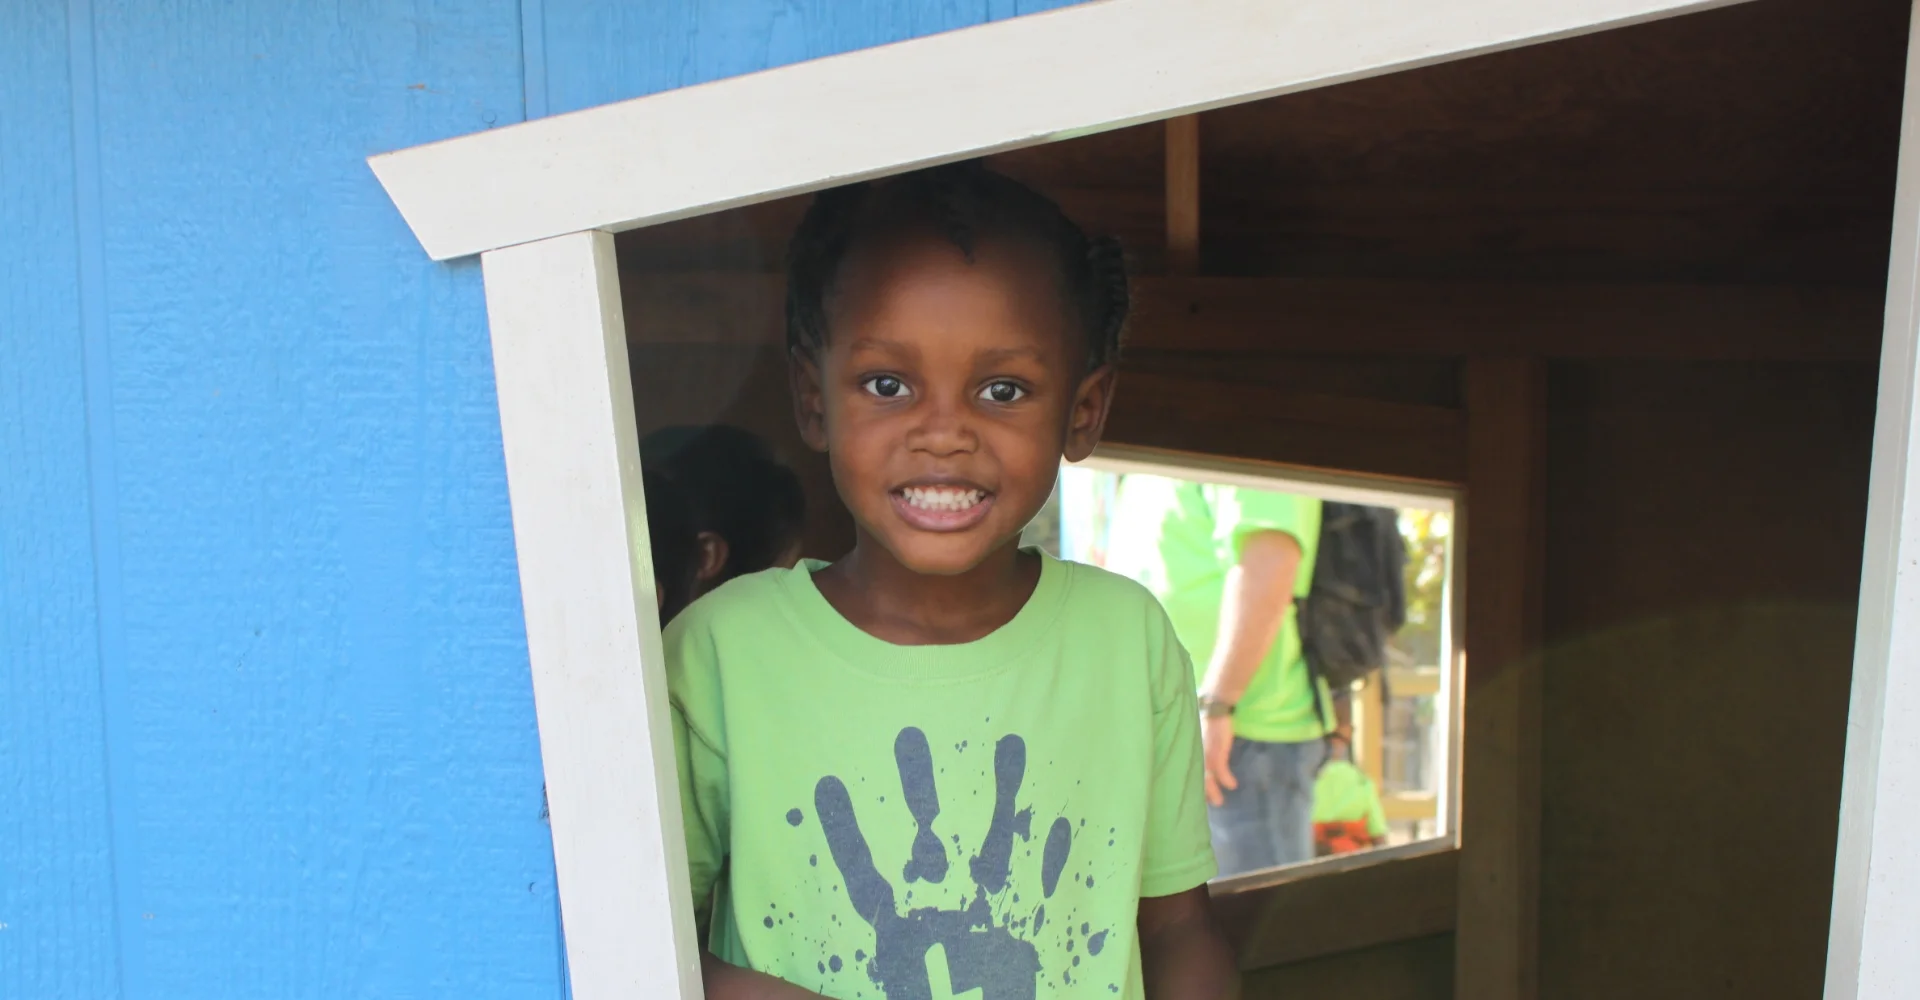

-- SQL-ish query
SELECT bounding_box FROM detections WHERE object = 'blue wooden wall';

[0,1,1081,996]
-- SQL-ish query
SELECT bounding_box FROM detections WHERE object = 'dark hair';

[784,160,1129,370]
[642,467,702,623]
[640,425,807,584]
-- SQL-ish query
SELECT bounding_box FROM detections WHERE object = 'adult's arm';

[1198,530,1302,806]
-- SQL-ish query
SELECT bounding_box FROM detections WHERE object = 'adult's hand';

[1201,712,1237,807]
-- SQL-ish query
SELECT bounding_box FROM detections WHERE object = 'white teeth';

[901,486,985,512]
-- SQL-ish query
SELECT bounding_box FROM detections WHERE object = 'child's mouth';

[890,484,995,532]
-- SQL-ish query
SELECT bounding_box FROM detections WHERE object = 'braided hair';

[785,161,1129,371]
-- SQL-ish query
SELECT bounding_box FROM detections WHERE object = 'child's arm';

[1137,886,1240,1000]
[700,953,829,1000]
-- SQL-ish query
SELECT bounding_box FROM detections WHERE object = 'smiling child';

[666,162,1238,1000]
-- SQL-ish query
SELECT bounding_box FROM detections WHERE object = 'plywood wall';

[1245,934,1454,1000]
[1539,361,1874,998]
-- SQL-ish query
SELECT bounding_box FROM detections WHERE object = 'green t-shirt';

[1311,760,1389,838]
[1107,478,1327,743]
[666,552,1216,999]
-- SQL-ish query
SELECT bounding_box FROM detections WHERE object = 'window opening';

[1026,446,1460,880]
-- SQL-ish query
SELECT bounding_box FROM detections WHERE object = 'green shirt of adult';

[1108,477,1329,744]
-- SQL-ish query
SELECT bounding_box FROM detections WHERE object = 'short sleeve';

[665,613,731,943]
[1211,487,1318,592]
[1139,610,1218,897]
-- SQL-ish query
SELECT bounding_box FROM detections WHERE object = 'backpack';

[1298,502,1409,726]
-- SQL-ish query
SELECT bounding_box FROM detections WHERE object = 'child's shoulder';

[665,564,803,640]
[1049,556,1185,649]
[1054,555,1175,616]
[1052,552,1152,598]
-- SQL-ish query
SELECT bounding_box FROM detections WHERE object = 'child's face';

[792,232,1115,577]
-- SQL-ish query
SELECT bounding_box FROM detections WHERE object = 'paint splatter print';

[810,729,1103,999]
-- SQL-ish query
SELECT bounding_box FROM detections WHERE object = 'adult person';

[1108,476,1350,875]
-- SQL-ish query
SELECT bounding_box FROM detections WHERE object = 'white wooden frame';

[1826,5,1920,999]
[362,1,1839,997]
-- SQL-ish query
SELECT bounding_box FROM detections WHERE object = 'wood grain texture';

[1456,358,1549,1000]
[0,3,118,997]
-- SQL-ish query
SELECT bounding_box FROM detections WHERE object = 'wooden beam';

[1212,846,1459,971]
[619,271,1881,361]
[1360,676,1387,790]
[1128,276,1884,360]
[1165,115,1201,275]
[1103,370,1468,486]
[1454,358,1548,1000]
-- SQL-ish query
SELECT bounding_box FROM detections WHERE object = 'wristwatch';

[1197,694,1236,718]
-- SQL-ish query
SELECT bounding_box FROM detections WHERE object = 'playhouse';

[9,0,1920,998]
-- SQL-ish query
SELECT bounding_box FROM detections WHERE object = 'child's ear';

[789,350,829,453]
[1062,364,1118,463]
[694,531,730,584]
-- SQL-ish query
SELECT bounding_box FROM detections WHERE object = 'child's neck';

[814,535,1041,647]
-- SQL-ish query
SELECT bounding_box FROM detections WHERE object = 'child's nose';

[906,394,978,455]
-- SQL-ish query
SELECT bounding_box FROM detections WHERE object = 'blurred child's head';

[643,466,703,623]
[641,424,807,594]
[784,161,1127,577]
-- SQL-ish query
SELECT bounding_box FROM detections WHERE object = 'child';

[643,424,810,596]
[1310,739,1390,857]
[667,162,1237,1000]
[644,466,705,624]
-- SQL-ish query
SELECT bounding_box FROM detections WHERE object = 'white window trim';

[1085,442,1458,513]
[355,2,1920,998]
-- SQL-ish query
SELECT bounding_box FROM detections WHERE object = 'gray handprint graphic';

[814,728,1075,1000]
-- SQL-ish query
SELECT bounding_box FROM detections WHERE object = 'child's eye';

[979,381,1027,404]
[862,375,910,399]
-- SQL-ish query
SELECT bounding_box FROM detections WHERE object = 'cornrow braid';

[785,160,1129,370]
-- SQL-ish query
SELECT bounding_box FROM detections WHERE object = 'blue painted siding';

[1,3,119,998]
[0,1,1087,996]
[539,0,1088,113]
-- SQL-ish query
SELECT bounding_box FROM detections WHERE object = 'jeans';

[1208,736,1326,877]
